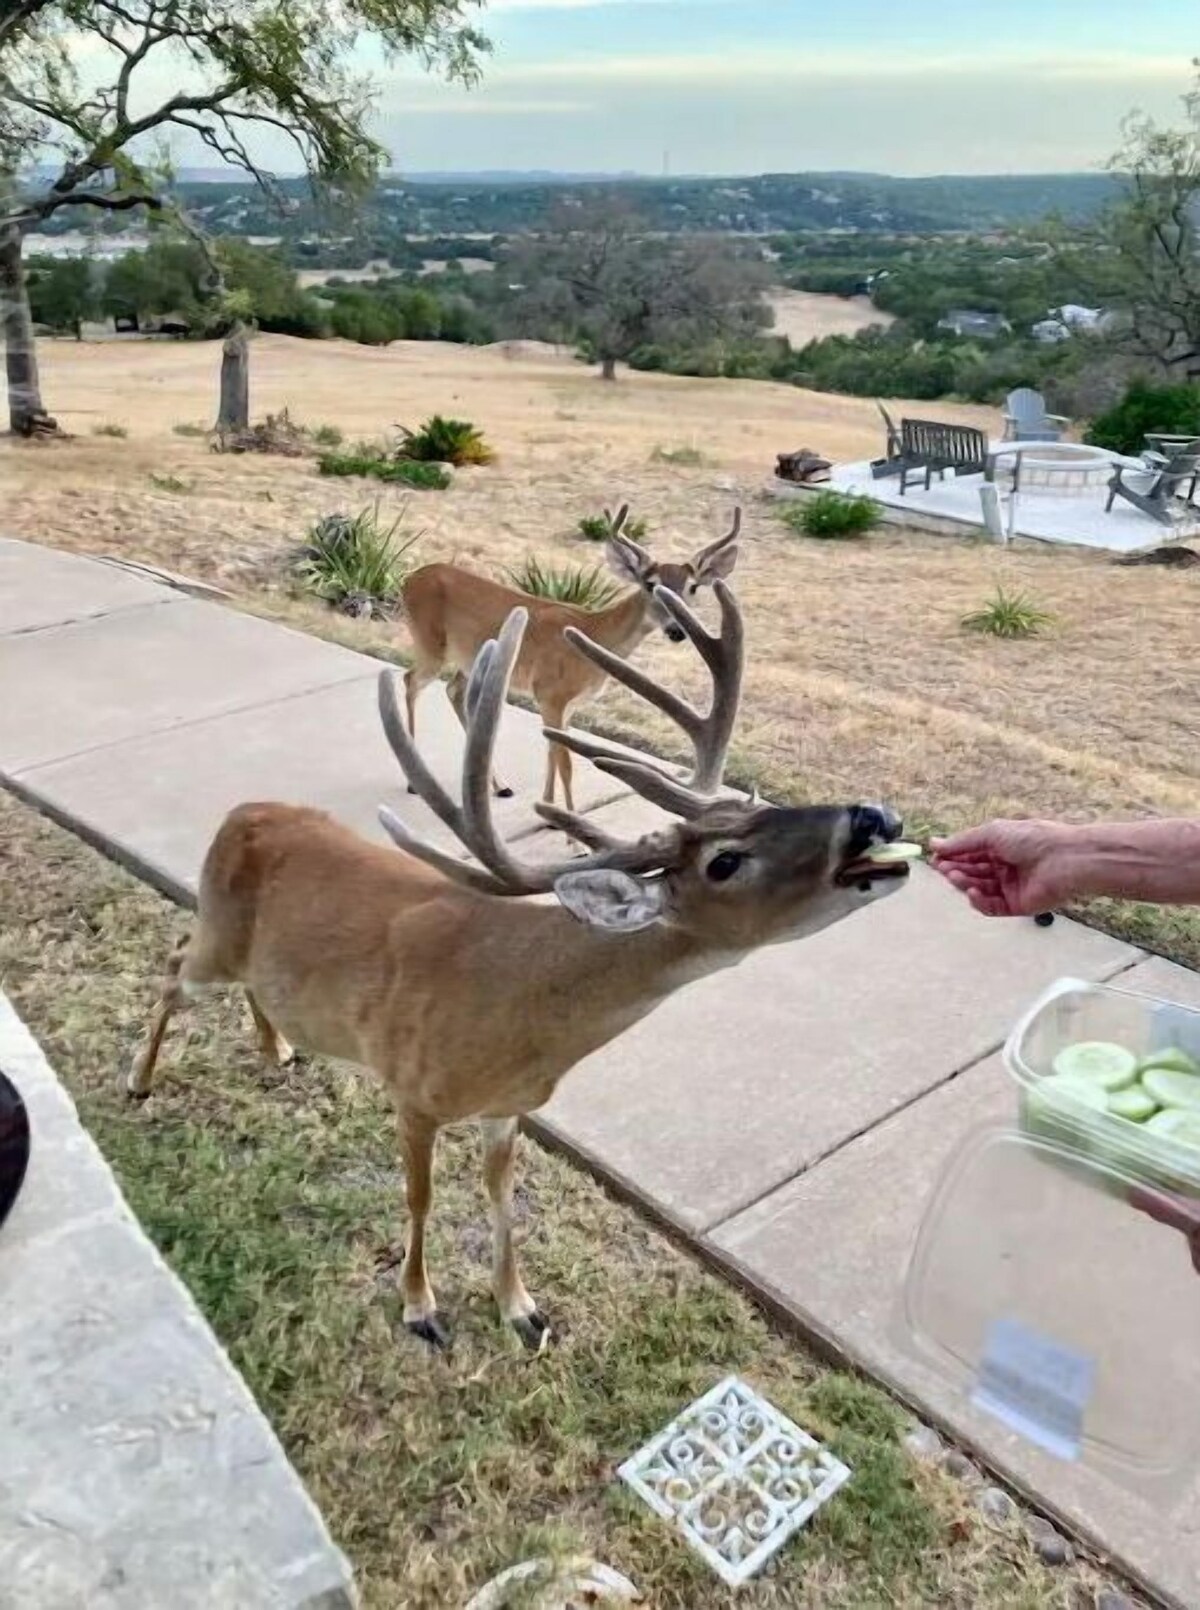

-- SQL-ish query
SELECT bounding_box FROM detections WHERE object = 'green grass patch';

[318,452,450,490]
[91,421,128,438]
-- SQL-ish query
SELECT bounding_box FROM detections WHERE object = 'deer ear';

[553,869,666,933]
[604,537,650,585]
[698,543,740,584]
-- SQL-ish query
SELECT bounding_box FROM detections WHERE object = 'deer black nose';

[849,804,902,853]
[665,626,686,644]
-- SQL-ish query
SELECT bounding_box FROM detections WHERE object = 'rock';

[1096,1593,1136,1610]
[903,1425,942,1463]
[1025,1516,1072,1566]
[976,1486,1016,1529]
[711,475,738,493]
[941,1449,976,1481]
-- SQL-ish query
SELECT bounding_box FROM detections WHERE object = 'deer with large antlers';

[399,505,741,809]
[129,582,912,1352]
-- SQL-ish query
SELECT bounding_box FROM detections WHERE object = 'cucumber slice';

[1107,1086,1158,1123]
[1137,1046,1200,1078]
[1030,1074,1111,1115]
[1146,1109,1200,1151]
[1051,1040,1138,1091]
[864,841,924,865]
[1141,1066,1200,1112]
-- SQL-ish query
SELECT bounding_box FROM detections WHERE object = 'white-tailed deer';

[129,583,911,1352]
[399,506,741,809]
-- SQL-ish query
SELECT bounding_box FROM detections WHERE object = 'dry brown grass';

[6,334,1200,963]
[0,789,1134,1610]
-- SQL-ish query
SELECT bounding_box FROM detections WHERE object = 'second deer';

[399,506,741,809]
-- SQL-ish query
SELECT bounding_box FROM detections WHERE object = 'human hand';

[929,819,1081,917]
[1127,1186,1200,1276]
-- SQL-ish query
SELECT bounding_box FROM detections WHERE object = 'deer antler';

[377,582,745,895]
[543,579,743,807]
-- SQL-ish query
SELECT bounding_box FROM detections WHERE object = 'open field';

[767,290,894,343]
[0,789,1132,1609]
[5,333,1200,967]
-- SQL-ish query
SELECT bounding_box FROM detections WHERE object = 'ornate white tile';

[617,1375,851,1588]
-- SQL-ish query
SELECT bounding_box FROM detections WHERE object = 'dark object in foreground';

[0,1070,30,1231]
[1035,912,1055,928]
[1115,546,1200,568]
[776,448,831,485]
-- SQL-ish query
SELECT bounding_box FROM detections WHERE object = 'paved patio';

[788,449,1199,554]
[3,537,1200,1609]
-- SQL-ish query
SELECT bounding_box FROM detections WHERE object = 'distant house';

[1031,305,1115,343]
[1031,318,1071,345]
[937,310,1012,340]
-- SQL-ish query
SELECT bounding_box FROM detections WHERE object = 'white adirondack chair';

[1002,388,1069,442]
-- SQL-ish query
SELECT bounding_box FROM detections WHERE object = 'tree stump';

[216,323,250,434]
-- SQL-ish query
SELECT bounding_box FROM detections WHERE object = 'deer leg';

[127,929,227,1098]
[245,990,296,1069]
[481,1116,550,1352]
[448,670,513,799]
[399,1114,448,1350]
[403,662,439,795]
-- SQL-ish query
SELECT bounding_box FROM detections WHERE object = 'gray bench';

[896,419,990,494]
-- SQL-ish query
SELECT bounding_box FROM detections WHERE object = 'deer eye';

[705,850,743,883]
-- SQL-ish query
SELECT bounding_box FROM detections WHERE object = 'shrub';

[782,491,881,539]
[173,422,207,438]
[317,452,450,490]
[651,444,708,466]
[1085,381,1200,457]
[91,421,127,438]
[295,504,422,616]
[506,555,622,610]
[961,585,1055,640]
[578,508,649,543]
[311,423,345,448]
[148,472,189,493]
[396,415,494,466]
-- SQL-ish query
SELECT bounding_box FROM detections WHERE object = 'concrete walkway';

[3,538,1199,1609]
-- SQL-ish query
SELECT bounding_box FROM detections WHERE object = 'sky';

[363,0,1193,176]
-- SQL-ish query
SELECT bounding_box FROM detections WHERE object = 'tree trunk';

[216,322,250,432]
[600,354,618,381]
[1,222,57,436]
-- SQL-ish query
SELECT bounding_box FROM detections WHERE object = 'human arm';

[930,818,1200,917]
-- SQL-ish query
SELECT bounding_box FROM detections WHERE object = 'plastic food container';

[1006,976,1200,1198]
[894,977,1200,1499]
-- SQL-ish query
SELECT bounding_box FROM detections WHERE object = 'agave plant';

[296,504,423,616]
[505,555,621,610]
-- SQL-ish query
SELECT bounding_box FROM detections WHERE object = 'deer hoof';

[511,1310,552,1353]
[496,785,515,800]
[406,1313,452,1352]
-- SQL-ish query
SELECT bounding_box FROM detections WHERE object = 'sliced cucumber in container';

[1141,1066,1200,1112]
[1138,1046,1200,1078]
[1108,1086,1159,1124]
[1051,1041,1138,1090]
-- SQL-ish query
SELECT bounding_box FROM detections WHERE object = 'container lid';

[895,1124,1200,1499]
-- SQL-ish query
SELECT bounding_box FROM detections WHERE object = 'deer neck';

[585,587,657,659]
[516,903,744,1071]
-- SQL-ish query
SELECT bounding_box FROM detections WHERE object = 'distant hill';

[27,168,1121,242]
